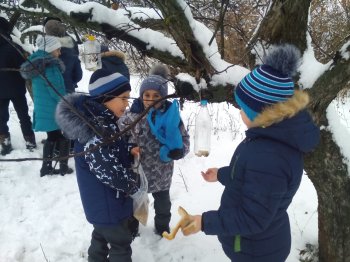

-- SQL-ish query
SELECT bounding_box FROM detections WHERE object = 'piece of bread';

[162,206,194,240]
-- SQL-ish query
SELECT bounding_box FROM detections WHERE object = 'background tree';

[1,0,350,261]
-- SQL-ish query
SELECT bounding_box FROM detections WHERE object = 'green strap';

[234,235,241,252]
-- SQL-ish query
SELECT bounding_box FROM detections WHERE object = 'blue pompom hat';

[89,69,131,103]
[234,44,301,121]
[139,64,170,98]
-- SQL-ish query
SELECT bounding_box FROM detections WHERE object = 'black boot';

[58,138,73,176]
[40,141,58,177]
[24,135,37,151]
[0,134,13,156]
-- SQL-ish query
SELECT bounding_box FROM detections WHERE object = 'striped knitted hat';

[89,69,131,103]
[36,35,61,53]
[234,44,301,121]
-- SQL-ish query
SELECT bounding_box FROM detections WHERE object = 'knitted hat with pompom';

[139,64,170,98]
[89,69,131,103]
[234,44,301,121]
[36,35,62,53]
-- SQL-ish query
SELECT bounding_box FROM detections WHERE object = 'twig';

[40,243,49,262]
[178,167,188,192]
[0,94,178,162]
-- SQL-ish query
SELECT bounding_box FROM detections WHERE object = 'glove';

[181,215,202,236]
[168,148,184,160]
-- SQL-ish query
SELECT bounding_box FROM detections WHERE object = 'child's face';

[103,91,130,117]
[240,110,253,128]
[142,89,162,109]
[51,48,61,58]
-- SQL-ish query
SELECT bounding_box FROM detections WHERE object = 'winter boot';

[57,138,74,175]
[0,134,13,156]
[40,140,58,177]
[24,135,37,151]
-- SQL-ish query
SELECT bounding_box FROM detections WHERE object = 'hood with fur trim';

[251,90,309,128]
[101,50,126,61]
[55,93,117,144]
[20,50,65,80]
[247,90,319,153]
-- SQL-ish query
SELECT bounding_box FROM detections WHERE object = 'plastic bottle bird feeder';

[194,100,212,157]
[82,35,102,71]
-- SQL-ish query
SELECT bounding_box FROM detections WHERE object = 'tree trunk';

[247,0,310,68]
[305,56,350,262]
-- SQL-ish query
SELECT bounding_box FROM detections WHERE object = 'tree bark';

[247,0,310,68]
[305,54,350,262]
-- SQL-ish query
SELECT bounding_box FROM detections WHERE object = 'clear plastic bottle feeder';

[82,35,102,71]
[194,99,212,157]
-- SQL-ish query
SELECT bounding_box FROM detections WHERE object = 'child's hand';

[131,146,140,157]
[182,215,202,236]
[201,168,218,182]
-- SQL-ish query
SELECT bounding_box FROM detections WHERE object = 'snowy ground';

[0,72,319,262]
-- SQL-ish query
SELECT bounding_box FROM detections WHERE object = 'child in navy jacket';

[182,45,320,262]
[56,69,139,262]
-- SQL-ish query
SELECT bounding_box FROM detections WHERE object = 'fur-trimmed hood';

[101,50,126,61]
[251,90,309,128]
[55,93,117,144]
[20,50,65,79]
[247,91,319,153]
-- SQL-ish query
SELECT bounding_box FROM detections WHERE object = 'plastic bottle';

[82,35,102,71]
[194,100,212,157]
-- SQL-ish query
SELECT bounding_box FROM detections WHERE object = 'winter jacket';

[59,36,82,93]
[0,34,26,99]
[101,50,130,80]
[55,94,139,226]
[20,50,66,132]
[118,98,190,193]
[202,91,320,262]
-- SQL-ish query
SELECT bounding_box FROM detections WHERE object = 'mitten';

[168,148,184,160]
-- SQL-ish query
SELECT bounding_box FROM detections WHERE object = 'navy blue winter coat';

[202,92,320,262]
[55,94,139,226]
[59,36,82,93]
[0,34,26,99]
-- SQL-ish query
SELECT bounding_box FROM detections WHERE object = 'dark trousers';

[0,96,34,137]
[46,129,65,143]
[152,190,171,233]
[88,220,132,262]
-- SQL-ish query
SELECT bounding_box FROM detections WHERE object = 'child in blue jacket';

[55,69,140,262]
[182,44,320,262]
[20,35,73,176]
